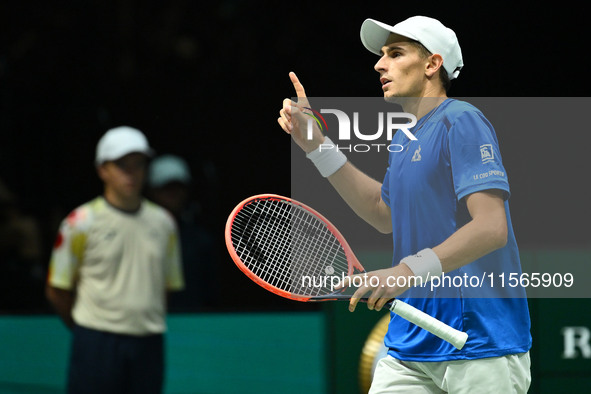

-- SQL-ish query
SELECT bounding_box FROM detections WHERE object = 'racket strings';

[290,209,347,293]
[287,203,350,295]
[232,201,293,288]
[259,200,296,288]
[233,199,301,291]
[230,198,349,296]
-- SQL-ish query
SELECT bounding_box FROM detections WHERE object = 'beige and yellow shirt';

[48,197,184,335]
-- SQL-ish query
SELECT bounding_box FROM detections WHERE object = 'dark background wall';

[1,1,589,312]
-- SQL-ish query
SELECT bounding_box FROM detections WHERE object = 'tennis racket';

[225,194,468,350]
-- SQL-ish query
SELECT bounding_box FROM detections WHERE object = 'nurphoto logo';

[305,108,418,153]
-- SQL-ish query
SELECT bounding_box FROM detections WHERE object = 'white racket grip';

[390,299,468,350]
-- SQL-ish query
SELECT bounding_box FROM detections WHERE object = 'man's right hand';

[277,72,325,153]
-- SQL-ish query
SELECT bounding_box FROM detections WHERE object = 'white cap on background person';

[360,16,464,79]
[95,126,154,165]
[148,154,192,188]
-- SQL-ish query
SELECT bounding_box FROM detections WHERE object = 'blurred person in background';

[46,126,184,394]
[147,154,216,310]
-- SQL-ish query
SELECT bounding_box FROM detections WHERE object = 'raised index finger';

[289,71,307,99]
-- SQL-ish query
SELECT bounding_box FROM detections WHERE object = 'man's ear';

[96,163,108,182]
[425,53,444,78]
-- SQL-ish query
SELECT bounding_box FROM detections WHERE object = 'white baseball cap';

[95,126,154,165]
[360,16,464,79]
[148,154,192,187]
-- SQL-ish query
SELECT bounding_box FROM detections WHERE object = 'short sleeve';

[381,167,391,207]
[47,210,88,290]
[381,148,394,207]
[165,228,185,291]
[448,110,510,201]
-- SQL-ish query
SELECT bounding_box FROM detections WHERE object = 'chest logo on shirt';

[480,144,494,163]
[411,145,422,162]
[149,228,162,239]
[104,230,117,240]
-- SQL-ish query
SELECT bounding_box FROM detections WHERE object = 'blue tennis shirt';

[381,98,532,361]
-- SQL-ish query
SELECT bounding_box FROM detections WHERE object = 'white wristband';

[306,137,347,177]
[400,248,443,283]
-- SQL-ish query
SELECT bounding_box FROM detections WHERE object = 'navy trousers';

[67,324,164,394]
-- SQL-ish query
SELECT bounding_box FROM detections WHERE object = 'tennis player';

[278,16,531,393]
[46,126,184,394]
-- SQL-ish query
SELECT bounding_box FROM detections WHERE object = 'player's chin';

[383,93,401,104]
[122,185,142,197]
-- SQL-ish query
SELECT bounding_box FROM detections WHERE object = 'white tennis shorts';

[369,352,531,394]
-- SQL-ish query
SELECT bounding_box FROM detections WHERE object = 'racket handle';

[390,299,468,350]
